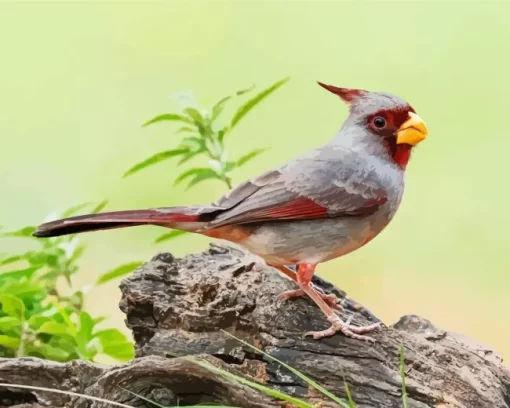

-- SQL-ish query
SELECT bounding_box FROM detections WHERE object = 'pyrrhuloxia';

[33,82,428,342]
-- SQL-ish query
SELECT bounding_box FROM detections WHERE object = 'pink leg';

[295,263,381,342]
[270,264,342,310]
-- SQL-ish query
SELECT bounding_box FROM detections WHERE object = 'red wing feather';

[211,194,387,226]
[244,197,328,220]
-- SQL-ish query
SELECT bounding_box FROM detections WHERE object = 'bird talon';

[279,288,343,311]
[310,282,325,295]
[305,315,380,342]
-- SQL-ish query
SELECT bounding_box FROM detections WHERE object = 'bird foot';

[304,314,381,342]
[279,284,343,311]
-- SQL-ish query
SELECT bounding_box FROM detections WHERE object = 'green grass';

[0,341,410,407]
[399,345,409,408]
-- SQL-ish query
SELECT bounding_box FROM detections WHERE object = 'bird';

[33,81,428,342]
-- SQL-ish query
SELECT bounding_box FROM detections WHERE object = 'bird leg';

[294,263,381,341]
[270,264,342,310]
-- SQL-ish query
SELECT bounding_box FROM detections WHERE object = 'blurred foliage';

[0,78,290,362]
[0,202,139,362]
[124,77,289,244]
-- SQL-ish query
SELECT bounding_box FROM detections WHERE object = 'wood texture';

[2,244,509,408]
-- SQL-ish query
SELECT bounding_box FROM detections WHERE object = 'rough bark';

[2,244,510,408]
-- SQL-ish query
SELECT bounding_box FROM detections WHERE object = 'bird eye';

[373,116,386,129]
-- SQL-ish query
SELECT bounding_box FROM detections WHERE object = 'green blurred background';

[1,1,509,359]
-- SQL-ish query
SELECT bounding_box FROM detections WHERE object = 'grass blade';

[121,388,240,408]
[344,380,356,408]
[121,388,166,408]
[220,330,351,408]
[184,356,314,408]
[399,344,409,408]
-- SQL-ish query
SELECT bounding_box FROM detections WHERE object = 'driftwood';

[1,244,509,408]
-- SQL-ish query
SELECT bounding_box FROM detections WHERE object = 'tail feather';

[32,207,217,238]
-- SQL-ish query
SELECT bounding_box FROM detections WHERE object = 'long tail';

[32,206,219,238]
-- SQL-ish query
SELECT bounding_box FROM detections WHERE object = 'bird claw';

[279,286,343,311]
[304,314,381,342]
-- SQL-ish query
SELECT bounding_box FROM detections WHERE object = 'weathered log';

[2,244,510,408]
[0,354,279,407]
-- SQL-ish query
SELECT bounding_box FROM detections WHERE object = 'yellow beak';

[396,112,428,146]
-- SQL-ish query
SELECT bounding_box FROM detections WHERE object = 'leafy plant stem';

[16,322,27,358]
[50,298,76,336]
[223,176,233,189]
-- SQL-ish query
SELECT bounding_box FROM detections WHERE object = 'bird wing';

[209,146,388,227]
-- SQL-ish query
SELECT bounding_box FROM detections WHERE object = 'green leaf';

[142,113,190,127]
[0,335,20,349]
[187,170,219,189]
[154,230,188,244]
[176,125,195,133]
[78,311,94,342]
[211,96,231,121]
[102,342,135,361]
[0,316,21,332]
[184,356,313,408]
[96,261,143,285]
[68,244,86,264]
[123,149,189,178]
[0,266,39,283]
[0,280,44,299]
[28,314,52,331]
[37,321,71,336]
[0,254,27,267]
[92,316,106,325]
[91,200,109,214]
[236,84,256,96]
[179,136,206,153]
[0,294,25,320]
[174,167,212,186]
[236,148,269,167]
[75,311,95,359]
[184,107,204,124]
[95,329,134,361]
[62,202,91,218]
[48,299,75,334]
[218,129,226,143]
[94,328,127,343]
[1,226,36,238]
[177,151,200,166]
[223,161,237,173]
[26,342,71,361]
[230,77,289,129]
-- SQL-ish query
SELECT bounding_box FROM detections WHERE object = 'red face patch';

[365,106,416,169]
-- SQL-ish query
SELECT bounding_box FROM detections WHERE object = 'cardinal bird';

[33,82,428,342]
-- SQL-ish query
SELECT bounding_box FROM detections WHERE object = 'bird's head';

[318,82,428,170]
